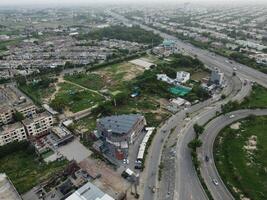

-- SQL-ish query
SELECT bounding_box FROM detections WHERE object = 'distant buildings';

[66,182,114,200]
[0,173,22,200]
[96,114,146,162]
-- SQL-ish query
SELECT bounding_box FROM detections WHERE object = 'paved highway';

[198,109,267,200]
[108,11,267,200]
[173,76,251,200]
[108,11,267,88]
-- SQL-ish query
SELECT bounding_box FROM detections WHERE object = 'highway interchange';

[109,11,267,200]
[199,109,267,200]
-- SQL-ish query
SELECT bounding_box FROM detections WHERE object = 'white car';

[229,115,235,119]
[213,179,219,186]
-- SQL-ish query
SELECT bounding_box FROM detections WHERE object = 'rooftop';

[22,112,51,126]
[1,122,24,133]
[66,182,114,200]
[98,114,143,135]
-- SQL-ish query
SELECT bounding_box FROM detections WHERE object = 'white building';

[22,112,53,137]
[66,182,114,200]
[157,71,191,86]
[157,74,175,84]
[176,71,190,83]
[0,122,27,146]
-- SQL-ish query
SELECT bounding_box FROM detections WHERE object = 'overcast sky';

[0,0,266,6]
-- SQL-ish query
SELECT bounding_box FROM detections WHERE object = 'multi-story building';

[22,112,53,137]
[210,68,224,85]
[0,122,27,146]
[0,105,14,125]
[97,114,146,161]
[14,102,36,118]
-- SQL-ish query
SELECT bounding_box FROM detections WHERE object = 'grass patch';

[0,150,67,194]
[214,116,267,200]
[50,82,105,113]
[240,84,267,109]
[64,73,104,91]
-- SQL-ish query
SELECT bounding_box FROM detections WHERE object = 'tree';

[193,124,204,136]
[13,111,25,122]
[221,101,239,114]
[188,139,202,150]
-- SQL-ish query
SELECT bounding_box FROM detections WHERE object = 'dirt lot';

[94,62,144,90]
[79,158,132,199]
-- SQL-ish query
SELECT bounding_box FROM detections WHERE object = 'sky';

[0,0,266,6]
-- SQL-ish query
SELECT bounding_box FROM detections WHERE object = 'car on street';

[205,155,209,162]
[212,179,219,186]
[229,114,235,119]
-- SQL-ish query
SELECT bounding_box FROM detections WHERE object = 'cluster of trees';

[221,100,240,114]
[0,141,35,159]
[91,91,130,116]
[78,25,163,45]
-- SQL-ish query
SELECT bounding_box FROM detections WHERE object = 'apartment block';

[14,102,36,117]
[0,105,14,125]
[22,112,53,137]
[0,122,27,146]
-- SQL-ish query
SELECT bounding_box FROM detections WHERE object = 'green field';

[240,84,267,108]
[50,82,105,113]
[214,116,267,200]
[64,73,104,91]
[0,151,67,194]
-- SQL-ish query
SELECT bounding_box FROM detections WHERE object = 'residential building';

[14,102,36,117]
[66,182,114,200]
[157,71,191,86]
[0,173,22,200]
[0,105,14,125]
[22,112,53,137]
[176,71,190,83]
[97,114,146,161]
[0,122,27,146]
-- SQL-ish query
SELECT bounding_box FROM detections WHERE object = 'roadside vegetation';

[0,141,67,194]
[214,116,267,200]
[221,84,267,114]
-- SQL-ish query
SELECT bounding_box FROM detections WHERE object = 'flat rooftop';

[1,122,24,133]
[98,114,143,135]
[66,182,114,200]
